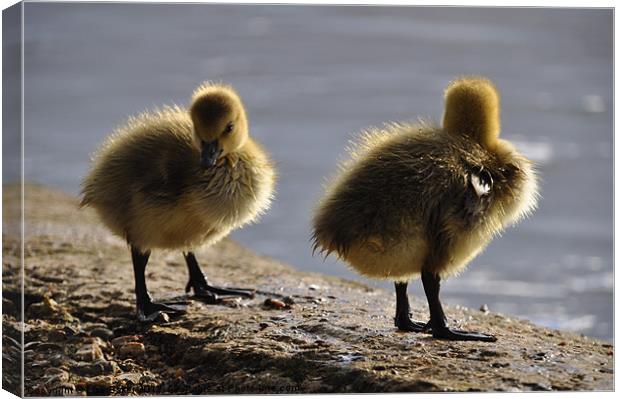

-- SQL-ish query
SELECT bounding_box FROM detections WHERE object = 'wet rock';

[71,359,119,377]
[119,342,146,358]
[75,343,104,362]
[117,372,142,384]
[112,335,141,348]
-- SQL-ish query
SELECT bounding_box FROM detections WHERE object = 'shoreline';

[2,184,614,394]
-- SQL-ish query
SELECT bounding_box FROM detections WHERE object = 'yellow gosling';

[81,82,275,321]
[312,76,538,341]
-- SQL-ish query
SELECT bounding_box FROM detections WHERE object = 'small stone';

[308,284,320,291]
[119,342,145,358]
[75,343,104,362]
[263,298,287,309]
[479,304,489,313]
[117,372,142,384]
[90,327,114,340]
[111,335,141,348]
[71,359,119,377]
[259,322,269,330]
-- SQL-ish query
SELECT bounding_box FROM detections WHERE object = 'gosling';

[312,77,538,341]
[81,82,275,321]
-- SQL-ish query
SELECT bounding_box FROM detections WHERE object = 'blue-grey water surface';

[7,4,613,340]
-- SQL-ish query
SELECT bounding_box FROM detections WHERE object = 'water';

[7,4,613,340]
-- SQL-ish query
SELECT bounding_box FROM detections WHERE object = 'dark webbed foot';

[394,281,430,332]
[421,270,497,343]
[132,246,186,322]
[431,326,497,342]
[395,313,429,332]
[184,252,255,304]
[186,281,255,304]
[137,300,187,322]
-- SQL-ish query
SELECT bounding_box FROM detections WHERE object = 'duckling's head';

[190,83,249,167]
[442,76,500,151]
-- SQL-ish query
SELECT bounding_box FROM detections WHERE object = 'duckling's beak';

[201,140,222,168]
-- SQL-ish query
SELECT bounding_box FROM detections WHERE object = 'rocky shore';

[2,184,614,395]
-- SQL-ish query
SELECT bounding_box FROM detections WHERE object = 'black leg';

[183,251,255,304]
[131,246,186,321]
[421,270,496,342]
[394,281,428,332]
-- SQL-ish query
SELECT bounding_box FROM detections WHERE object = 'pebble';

[119,342,146,358]
[90,327,114,340]
[71,359,119,377]
[479,304,489,313]
[75,343,104,362]
[112,335,141,348]
[117,372,142,384]
[263,298,287,310]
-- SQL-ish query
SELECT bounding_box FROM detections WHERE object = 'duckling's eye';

[223,122,234,136]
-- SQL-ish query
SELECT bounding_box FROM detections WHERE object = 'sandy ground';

[1,184,613,395]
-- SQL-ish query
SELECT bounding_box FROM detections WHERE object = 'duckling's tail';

[442,76,500,150]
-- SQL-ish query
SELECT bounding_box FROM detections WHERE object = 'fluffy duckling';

[312,77,538,341]
[81,82,275,321]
